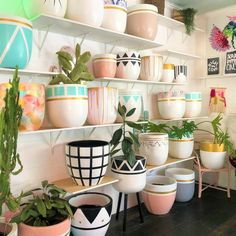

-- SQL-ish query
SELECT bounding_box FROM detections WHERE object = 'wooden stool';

[193,154,231,198]
[115,192,144,232]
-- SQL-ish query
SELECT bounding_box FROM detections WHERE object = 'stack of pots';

[184,92,202,118]
[142,175,177,215]
[165,168,195,202]
[157,91,185,119]
[139,133,168,165]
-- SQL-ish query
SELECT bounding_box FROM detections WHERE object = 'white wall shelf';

[197,74,236,80]
[157,14,204,34]
[32,14,163,50]
[151,116,208,123]
[155,49,201,60]
[0,68,57,77]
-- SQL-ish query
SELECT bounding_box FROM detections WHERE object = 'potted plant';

[0,68,23,236]
[110,103,147,194]
[46,43,94,128]
[172,8,197,35]
[11,180,73,236]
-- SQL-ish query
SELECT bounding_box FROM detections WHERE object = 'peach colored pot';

[87,87,118,125]
[0,82,45,131]
[127,4,158,40]
[19,218,71,236]
[93,54,117,78]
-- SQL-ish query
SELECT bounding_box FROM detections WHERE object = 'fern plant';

[49,43,94,85]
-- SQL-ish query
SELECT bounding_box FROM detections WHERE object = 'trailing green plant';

[110,103,140,167]
[49,43,94,85]
[180,8,197,35]
[11,180,73,227]
[0,68,25,216]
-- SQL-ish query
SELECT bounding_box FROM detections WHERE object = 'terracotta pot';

[0,217,17,236]
[19,218,71,236]
[184,92,202,118]
[111,155,146,193]
[0,82,45,131]
[67,192,112,236]
[93,54,117,78]
[65,140,109,186]
[127,4,158,40]
[87,87,118,125]
[46,84,88,128]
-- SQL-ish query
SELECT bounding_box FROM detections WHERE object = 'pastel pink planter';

[142,175,177,215]
[87,87,118,125]
[0,82,45,131]
[93,54,117,78]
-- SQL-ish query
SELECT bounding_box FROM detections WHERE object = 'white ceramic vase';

[184,92,202,118]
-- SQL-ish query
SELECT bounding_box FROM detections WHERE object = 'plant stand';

[115,192,144,232]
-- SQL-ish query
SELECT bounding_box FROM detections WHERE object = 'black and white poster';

[225,50,236,74]
[207,57,220,75]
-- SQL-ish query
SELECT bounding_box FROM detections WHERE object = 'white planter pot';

[116,89,142,122]
[68,192,112,236]
[169,136,194,159]
[87,87,118,125]
[65,140,109,186]
[102,5,127,33]
[161,64,175,83]
[140,54,163,81]
[111,156,146,193]
[174,65,187,83]
[116,51,141,80]
[184,92,202,118]
[23,0,68,18]
[139,133,168,165]
[0,217,17,236]
[66,0,104,27]
[46,84,88,128]
[200,150,226,169]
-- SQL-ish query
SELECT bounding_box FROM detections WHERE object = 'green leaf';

[75,43,81,59]
[78,51,91,64]
[128,131,140,146]
[58,55,72,71]
[49,74,73,85]
[110,128,122,145]
[122,138,132,156]
[127,150,136,167]
[56,51,73,62]
[126,108,136,117]
[79,72,94,81]
[118,103,126,116]
[36,197,46,217]
[126,121,143,130]
[110,149,121,156]
[42,180,48,189]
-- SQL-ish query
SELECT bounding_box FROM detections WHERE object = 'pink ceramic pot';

[19,218,71,236]
[0,82,45,131]
[142,175,177,215]
[127,4,158,40]
[87,87,118,125]
[93,54,117,78]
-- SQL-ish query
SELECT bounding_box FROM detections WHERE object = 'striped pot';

[111,155,146,193]
[67,192,112,236]
[87,87,118,125]
[184,92,202,118]
[23,0,68,19]
[0,82,45,131]
[46,84,88,128]
[0,16,32,69]
[65,140,109,186]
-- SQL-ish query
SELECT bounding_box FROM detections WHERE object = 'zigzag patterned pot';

[0,16,32,69]
[68,192,112,236]
[65,140,109,186]
[111,155,146,193]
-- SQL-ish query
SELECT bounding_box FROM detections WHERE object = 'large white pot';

[46,84,88,128]
[169,136,194,159]
[66,0,104,27]
[23,0,68,19]
[0,217,17,236]
[116,89,142,122]
[139,133,169,165]
[111,156,146,193]
[184,92,202,118]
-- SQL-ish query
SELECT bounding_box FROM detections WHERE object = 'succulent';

[49,43,94,85]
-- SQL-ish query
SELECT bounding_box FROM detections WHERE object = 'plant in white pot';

[110,103,147,194]
[46,43,94,128]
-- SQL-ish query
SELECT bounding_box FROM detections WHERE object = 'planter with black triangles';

[67,192,112,236]
[111,155,147,193]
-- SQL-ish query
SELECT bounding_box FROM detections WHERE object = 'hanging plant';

[180,8,197,35]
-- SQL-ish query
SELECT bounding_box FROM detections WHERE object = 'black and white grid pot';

[65,140,109,186]
[111,155,147,193]
[67,192,112,236]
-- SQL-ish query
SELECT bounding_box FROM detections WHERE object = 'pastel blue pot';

[0,16,33,69]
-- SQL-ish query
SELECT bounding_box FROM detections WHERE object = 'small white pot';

[102,5,127,33]
[169,136,194,159]
[139,133,169,165]
[116,51,141,80]
[161,64,175,83]
[184,92,202,118]
[66,0,104,27]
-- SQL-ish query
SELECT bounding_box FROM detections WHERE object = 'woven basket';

[172,9,184,22]
[144,0,165,15]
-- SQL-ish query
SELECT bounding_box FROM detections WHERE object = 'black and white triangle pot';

[111,155,147,193]
[67,192,112,236]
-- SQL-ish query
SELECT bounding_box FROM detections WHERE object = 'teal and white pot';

[111,155,146,193]
[46,84,88,128]
[184,92,202,118]
[0,16,32,69]
[116,89,142,122]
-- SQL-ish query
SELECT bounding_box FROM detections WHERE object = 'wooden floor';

[107,188,236,236]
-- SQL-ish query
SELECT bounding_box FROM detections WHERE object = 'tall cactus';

[0,68,23,215]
